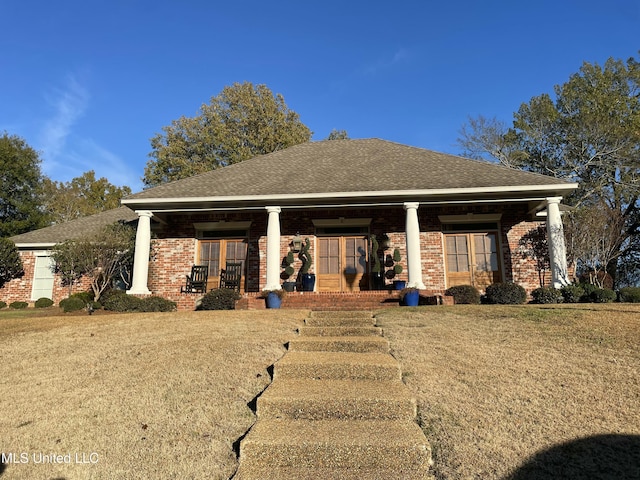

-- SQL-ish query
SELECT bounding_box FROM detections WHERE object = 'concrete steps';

[233,310,432,479]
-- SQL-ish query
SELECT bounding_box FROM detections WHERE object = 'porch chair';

[219,262,242,292]
[181,265,209,294]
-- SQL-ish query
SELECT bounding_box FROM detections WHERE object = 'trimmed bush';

[0,301,6,309]
[34,297,54,308]
[589,287,616,303]
[59,297,86,312]
[483,282,527,305]
[199,288,241,310]
[445,285,481,304]
[579,283,600,302]
[103,292,143,312]
[9,301,28,309]
[531,287,563,304]
[561,284,583,304]
[139,296,177,312]
[618,287,640,303]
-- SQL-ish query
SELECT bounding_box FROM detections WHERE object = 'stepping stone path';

[233,311,433,479]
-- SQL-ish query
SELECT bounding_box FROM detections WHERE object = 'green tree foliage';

[51,221,137,301]
[144,82,312,188]
[325,129,349,140]
[457,55,640,286]
[42,171,132,224]
[0,132,47,236]
[0,237,24,287]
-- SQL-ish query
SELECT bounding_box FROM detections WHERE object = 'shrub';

[199,288,241,310]
[618,287,640,303]
[139,296,177,312]
[444,285,480,304]
[530,287,563,304]
[9,301,28,309]
[579,283,600,302]
[588,287,616,303]
[561,284,583,304]
[59,296,86,312]
[483,282,527,305]
[103,291,143,312]
[34,297,54,308]
[0,301,6,309]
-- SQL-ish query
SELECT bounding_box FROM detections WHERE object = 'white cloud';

[363,48,410,75]
[39,74,90,172]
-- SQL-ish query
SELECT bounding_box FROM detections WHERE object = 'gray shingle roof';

[10,206,138,246]
[123,138,574,204]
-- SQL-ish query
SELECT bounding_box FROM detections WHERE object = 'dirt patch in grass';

[376,304,640,479]
[0,310,307,479]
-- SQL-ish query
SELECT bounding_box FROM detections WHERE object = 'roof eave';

[122,183,579,210]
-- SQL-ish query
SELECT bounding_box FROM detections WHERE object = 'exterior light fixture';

[291,233,302,253]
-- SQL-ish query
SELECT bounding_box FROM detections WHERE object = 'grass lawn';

[1,304,638,479]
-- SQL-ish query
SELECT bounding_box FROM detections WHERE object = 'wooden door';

[199,239,247,292]
[317,236,368,292]
[445,232,501,290]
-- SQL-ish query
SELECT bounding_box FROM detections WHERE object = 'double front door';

[317,236,368,292]
[198,239,247,292]
[445,232,501,290]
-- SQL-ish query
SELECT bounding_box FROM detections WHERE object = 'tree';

[42,171,132,224]
[144,82,312,188]
[325,129,349,140]
[457,55,640,286]
[51,221,137,301]
[0,132,47,237]
[0,238,23,287]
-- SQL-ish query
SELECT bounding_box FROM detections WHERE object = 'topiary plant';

[445,285,481,304]
[35,297,54,308]
[483,282,527,304]
[9,301,28,309]
[299,238,313,275]
[530,286,563,304]
[199,288,241,310]
[59,296,86,312]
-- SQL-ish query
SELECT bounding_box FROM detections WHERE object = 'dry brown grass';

[376,304,640,479]
[0,309,307,480]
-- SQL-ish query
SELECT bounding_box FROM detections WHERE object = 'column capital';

[135,210,154,218]
[266,206,281,214]
[545,197,562,206]
[403,202,420,211]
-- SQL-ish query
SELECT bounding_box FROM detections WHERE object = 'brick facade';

[1,203,550,309]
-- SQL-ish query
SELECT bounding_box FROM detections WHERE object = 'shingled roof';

[10,206,138,246]
[123,139,575,208]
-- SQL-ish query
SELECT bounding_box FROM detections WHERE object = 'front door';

[198,239,247,292]
[317,236,368,292]
[445,232,501,290]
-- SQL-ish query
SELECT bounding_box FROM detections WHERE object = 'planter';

[403,289,420,306]
[394,280,406,290]
[282,281,296,292]
[371,272,385,290]
[300,273,316,292]
[265,292,282,309]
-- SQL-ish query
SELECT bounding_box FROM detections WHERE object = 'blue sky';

[1,1,638,192]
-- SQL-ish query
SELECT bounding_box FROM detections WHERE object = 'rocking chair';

[181,265,209,294]
[219,262,242,292]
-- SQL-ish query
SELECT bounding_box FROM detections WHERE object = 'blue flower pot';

[266,292,282,309]
[403,290,420,306]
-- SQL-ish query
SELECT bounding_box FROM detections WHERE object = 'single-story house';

[3,139,577,310]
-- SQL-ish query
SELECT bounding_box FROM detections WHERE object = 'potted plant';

[389,248,406,290]
[370,235,385,290]
[400,286,420,306]
[281,251,296,292]
[262,288,286,309]
[298,237,315,291]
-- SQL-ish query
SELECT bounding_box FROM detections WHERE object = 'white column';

[546,197,570,288]
[127,210,153,295]
[404,202,426,289]
[265,206,282,291]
